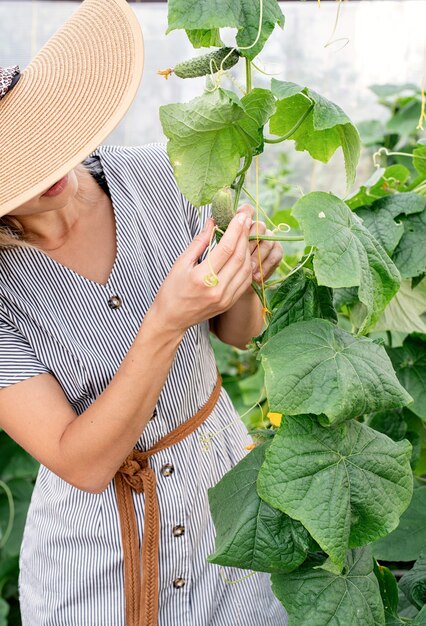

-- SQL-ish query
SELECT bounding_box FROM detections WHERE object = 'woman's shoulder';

[93,142,175,180]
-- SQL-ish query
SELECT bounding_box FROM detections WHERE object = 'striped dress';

[0,143,288,626]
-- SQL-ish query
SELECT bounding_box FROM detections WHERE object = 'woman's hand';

[236,205,284,285]
[151,211,253,335]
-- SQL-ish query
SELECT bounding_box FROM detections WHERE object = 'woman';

[0,0,287,625]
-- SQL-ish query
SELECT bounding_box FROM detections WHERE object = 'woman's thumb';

[185,218,215,265]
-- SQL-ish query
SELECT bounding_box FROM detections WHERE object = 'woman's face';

[7,168,80,217]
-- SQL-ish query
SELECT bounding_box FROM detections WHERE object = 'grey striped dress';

[0,143,288,626]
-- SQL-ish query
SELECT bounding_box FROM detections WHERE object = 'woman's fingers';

[253,244,284,282]
[204,212,251,274]
[184,218,216,266]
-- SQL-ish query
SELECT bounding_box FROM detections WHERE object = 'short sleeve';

[0,318,50,389]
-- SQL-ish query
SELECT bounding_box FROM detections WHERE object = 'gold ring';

[203,272,219,288]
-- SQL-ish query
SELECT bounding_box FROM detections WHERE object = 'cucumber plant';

[158,1,426,623]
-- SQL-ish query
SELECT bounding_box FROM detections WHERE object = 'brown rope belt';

[114,373,222,626]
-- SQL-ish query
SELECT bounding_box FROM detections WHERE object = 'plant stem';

[235,152,253,179]
[245,57,252,93]
[248,234,305,242]
[386,330,393,348]
[264,103,314,144]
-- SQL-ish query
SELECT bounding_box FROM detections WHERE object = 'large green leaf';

[259,319,412,426]
[373,279,426,335]
[238,88,276,154]
[392,207,426,279]
[292,192,401,334]
[208,443,314,573]
[270,79,360,189]
[399,552,426,610]
[257,415,413,570]
[160,88,248,206]
[355,194,426,257]
[374,487,426,563]
[258,269,336,343]
[167,0,285,60]
[185,29,224,48]
[270,547,385,626]
[387,338,426,420]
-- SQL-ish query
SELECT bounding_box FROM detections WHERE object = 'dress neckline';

[20,148,121,290]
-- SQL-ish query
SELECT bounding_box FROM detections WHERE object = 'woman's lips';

[41,174,69,197]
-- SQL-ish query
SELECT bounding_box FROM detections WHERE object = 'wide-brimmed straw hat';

[0,0,144,217]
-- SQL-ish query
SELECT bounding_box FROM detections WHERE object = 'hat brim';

[0,0,144,217]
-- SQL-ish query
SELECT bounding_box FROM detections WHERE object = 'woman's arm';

[210,289,264,350]
[0,213,254,493]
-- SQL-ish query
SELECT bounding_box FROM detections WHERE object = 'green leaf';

[238,88,276,155]
[355,193,426,257]
[257,270,336,343]
[372,488,426,562]
[373,279,426,335]
[387,338,426,420]
[270,79,360,189]
[0,599,9,626]
[260,319,412,426]
[347,164,411,211]
[185,29,224,48]
[167,0,285,60]
[370,83,419,99]
[399,552,426,610]
[208,443,314,573]
[270,547,385,626]
[367,408,408,442]
[374,562,400,623]
[386,100,422,136]
[257,415,413,570]
[292,192,401,334]
[160,88,247,206]
[357,120,387,146]
[413,605,426,624]
[392,207,426,279]
[413,141,426,177]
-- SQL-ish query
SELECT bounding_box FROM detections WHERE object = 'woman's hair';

[0,160,99,250]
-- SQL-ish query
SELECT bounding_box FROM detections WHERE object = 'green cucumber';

[211,187,235,240]
[173,47,240,79]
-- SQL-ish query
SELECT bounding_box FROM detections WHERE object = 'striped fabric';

[0,144,288,626]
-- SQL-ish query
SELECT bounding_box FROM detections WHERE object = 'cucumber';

[211,187,235,239]
[173,47,240,79]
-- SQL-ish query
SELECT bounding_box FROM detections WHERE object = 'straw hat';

[0,0,144,217]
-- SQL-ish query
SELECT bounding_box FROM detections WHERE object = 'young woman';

[0,1,287,624]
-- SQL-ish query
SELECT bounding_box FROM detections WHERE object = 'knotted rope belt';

[114,373,222,626]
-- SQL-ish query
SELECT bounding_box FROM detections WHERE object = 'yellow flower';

[267,412,282,427]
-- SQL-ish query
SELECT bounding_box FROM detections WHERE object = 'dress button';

[161,463,174,477]
[173,578,185,589]
[172,525,185,537]
[108,295,122,309]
